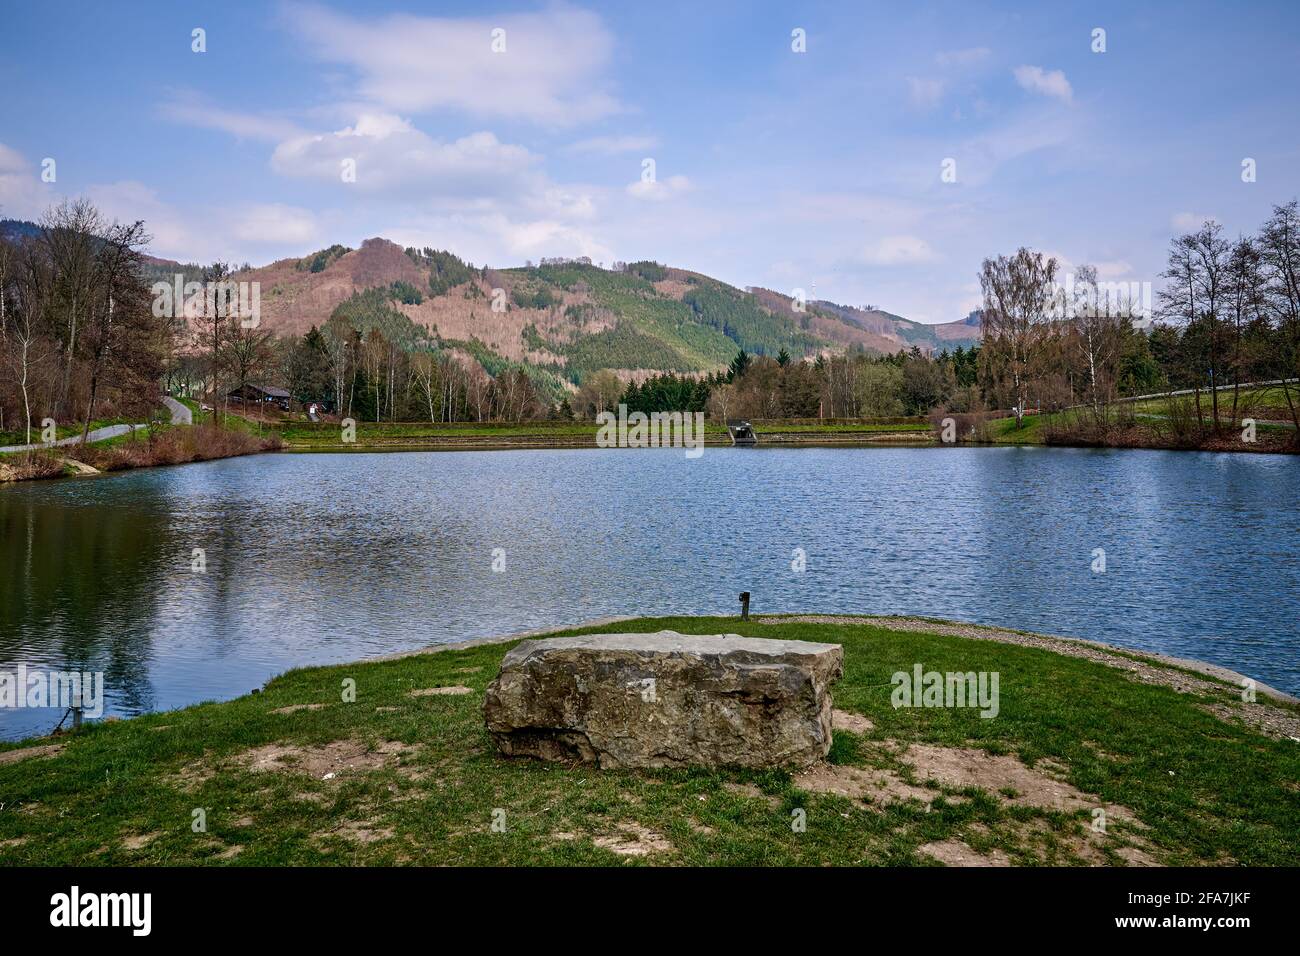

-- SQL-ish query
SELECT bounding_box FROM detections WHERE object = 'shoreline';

[4,416,1295,486]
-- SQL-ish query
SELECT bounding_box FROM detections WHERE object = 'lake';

[2,446,1297,740]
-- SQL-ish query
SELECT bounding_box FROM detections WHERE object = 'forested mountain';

[227,236,980,391]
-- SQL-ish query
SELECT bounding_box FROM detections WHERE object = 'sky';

[2,0,1298,324]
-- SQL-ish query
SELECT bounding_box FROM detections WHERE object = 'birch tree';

[978,248,1059,428]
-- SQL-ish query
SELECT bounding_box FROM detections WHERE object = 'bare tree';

[1,239,54,443]
[197,261,231,425]
[221,315,275,415]
[410,351,440,422]
[1069,265,1124,415]
[321,314,354,419]
[1192,222,1231,432]
[978,248,1059,428]
[1224,237,1267,423]
[1260,200,1300,437]
[40,199,101,420]
[1157,220,1231,432]
[79,219,150,444]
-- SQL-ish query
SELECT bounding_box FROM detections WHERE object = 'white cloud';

[626,175,691,202]
[0,143,57,220]
[566,135,659,156]
[229,203,320,245]
[384,210,614,267]
[159,92,303,142]
[1094,260,1134,280]
[941,110,1074,186]
[862,235,936,265]
[74,181,324,264]
[271,117,542,200]
[1013,65,1073,103]
[906,77,945,110]
[1171,211,1216,231]
[284,2,620,126]
[84,181,193,253]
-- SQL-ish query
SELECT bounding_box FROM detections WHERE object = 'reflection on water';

[2,446,1298,739]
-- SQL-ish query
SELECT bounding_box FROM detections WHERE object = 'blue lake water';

[1,446,1297,740]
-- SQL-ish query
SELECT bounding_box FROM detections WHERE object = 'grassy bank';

[2,616,1295,867]
[272,416,931,449]
[76,424,282,472]
[965,389,1299,453]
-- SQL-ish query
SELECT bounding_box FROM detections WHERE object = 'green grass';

[984,398,1296,448]
[1,616,1294,867]
[271,417,930,447]
[986,413,1049,444]
[1128,385,1294,417]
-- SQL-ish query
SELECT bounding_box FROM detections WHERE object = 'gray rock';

[483,631,843,769]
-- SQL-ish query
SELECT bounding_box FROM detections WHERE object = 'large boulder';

[483,631,843,769]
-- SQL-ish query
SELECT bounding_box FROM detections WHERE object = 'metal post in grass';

[739,591,750,621]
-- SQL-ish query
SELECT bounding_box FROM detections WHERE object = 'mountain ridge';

[235,237,981,378]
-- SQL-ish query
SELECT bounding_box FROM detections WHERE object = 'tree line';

[978,200,1299,442]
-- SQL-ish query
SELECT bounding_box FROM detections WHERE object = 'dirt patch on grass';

[243,738,417,779]
[919,839,1011,867]
[409,686,474,697]
[122,831,161,850]
[271,704,327,715]
[794,764,935,807]
[174,760,217,791]
[791,735,1160,865]
[0,743,64,766]
[1115,845,1157,866]
[833,709,874,734]
[593,823,674,857]
[903,743,1135,820]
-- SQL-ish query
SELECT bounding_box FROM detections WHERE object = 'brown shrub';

[82,425,281,472]
[929,408,994,443]
[0,450,66,481]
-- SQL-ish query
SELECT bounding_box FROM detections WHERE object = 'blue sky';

[2,0,1298,323]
